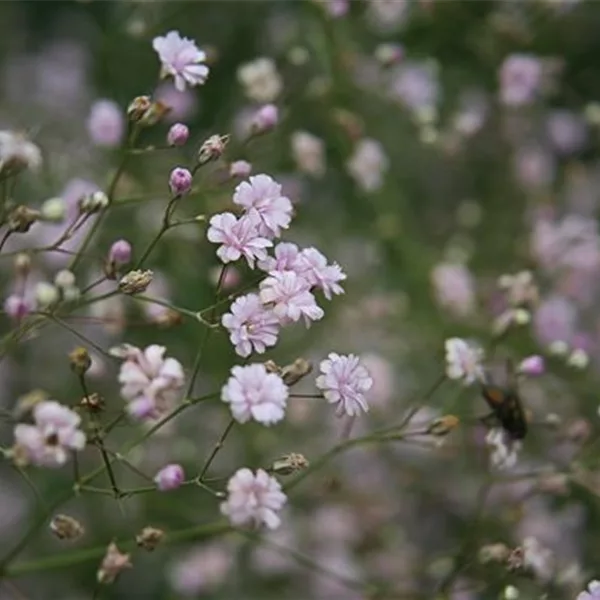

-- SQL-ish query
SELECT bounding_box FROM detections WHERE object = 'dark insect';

[480,362,528,440]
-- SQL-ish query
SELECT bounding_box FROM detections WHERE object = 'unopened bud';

[548,340,569,356]
[167,123,189,147]
[504,585,519,600]
[427,415,459,436]
[512,308,530,325]
[34,282,60,309]
[55,269,76,290]
[8,205,40,233]
[280,358,312,386]
[40,197,66,222]
[517,355,545,377]
[79,191,109,214]
[139,100,170,127]
[478,543,510,564]
[97,542,132,585]
[169,167,193,197]
[50,514,85,540]
[264,360,280,374]
[80,392,104,412]
[14,253,31,276]
[567,348,589,369]
[197,134,229,166]
[135,526,165,551]
[229,160,252,178]
[69,346,91,375]
[251,104,279,134]
[119,269,153,295]
[127,95,152,122]
[271,452,309,476]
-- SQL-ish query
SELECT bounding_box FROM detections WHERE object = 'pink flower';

[221,293,279,357]
[13,400,86,468]
[167,123,189,146]
[169,167,193,196]
[518,355,545,377]
[221,364,288,425]
[4,294,33,320]
[297,247,346,300]
[578,580,600,600]
[207,212,272,268]
[499,54,542,107]
[258,242,302,274]
[430,262,476,318]
[229,160,252,178]
[154,464,185,491]
[112,344,185,420]
[220,468,287,529]
[233,174,293,239]
[259,270,324,326]
[316,353,373,417]
[87,99,125,147]
[153,31,209,92]
[444,338,485,385]
[251,104,279,134]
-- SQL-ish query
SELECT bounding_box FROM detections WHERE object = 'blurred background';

[1,0,600,598]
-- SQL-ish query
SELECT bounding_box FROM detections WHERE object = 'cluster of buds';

[79,191,109,215]
[127,95,171,127]
[54,269,80,302]
[264,358,313,386]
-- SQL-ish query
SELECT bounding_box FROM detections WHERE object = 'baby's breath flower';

[97,542,132,585]
[238,57,282,103]
[169,166,193,197]
[230,160,252,178]
[4,294,32,321]
[154,464,185,491]
[167,122,189,146]
[108,239,132,267]
[40,197,66,222]
[34,282,60,309]
[87,99,125,148]
[0,130,42,174]
[290,130,326,177]
[577,580,600,600]
[517,355,545,376]
[346,138,389,193]
[251,104,279,134]
[220,468,287,529]
[444,338,485,385]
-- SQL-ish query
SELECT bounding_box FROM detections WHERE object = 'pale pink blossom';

[222,364,288,425]
[391,61,439,112]
[297,247,346,300]
[431,262,476,318]
[154,81,197,123]
[258,242,302,274]
[221,293,280,357]
[207,212,272,268]
[232,174,293,238]
[87,99,125,147]
[346,138,389,193]
[13,401,86,468]
[518,355,545,377]
[153,31,209,92]
[533,295,577,348]
[499,54,542,107]
[577,580,600,600]
[220,468,287,529]
[154,464,185,491]
[316,353,373,416]
[259,270,324,326]
[444,338,485,385]
[4,294,33,320]
[112,344,185,420]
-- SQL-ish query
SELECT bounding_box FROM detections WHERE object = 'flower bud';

[80,392,105,412]
[427,415,460,436]
[280,358,312,386]
[127,95,151,122]
[69,346,91,375]
[504,585,519,600]
[135,526,165,551]
[197,134,229,166]
[567,348,589,369]
[517,355,545,377]
[34,282,60,309]
[41,197,66,222]
[169,167,193,196]
[167,123,189,146]
[14,253,31,276]
[55,269,76,290]
[8,205,40,233]
[108,239,132,266]
[3,294,32,320]
[79,191,109,214]
[271,453,309,476]
[139,100,171,127]
[97,542,132,585]
[229,160,252,178]
[251,104,279,134]
[154,464,185,491]
[50,514,85,540]
[119,269,153,295]
[549,340,569,356]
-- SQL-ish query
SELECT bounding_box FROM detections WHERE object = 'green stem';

[198,418,235,481]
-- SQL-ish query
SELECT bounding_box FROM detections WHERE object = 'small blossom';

[431,262,476,318]
[0,130,42,174]
[258,242,302,274]
[251,104,279,134]
[577,580,600,600]
[237,57,282,103]
[113,344,185,420]
[522,536,554,583]
[518,355,545,377]
[259,270,324,326]
[229,160,252,178]
[346,138,389,193]
[499,54,542,107]
[13,400,86,468]
[40,197,66,222]
[297,247,346,300]
[485,428,521,470]
[444,338,485,385]
[233,174,293,238]
[167,122,189,146]
[220,467,287,529]
[207,212,272,268]
[153,30,209,92]
[221,293,279,357]
[4,294,32,320]
[316,353,373,417]
[54,269,76,290]
[97,542,132,584]
[221,363,288,425]
[169,166,193,196]
[290,130,326,177]
[108,239,132,266]
[87,99,125,147]
[154,464,185,491]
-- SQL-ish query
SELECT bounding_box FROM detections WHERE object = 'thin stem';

[198,418,235,481]
[0,230,11,253]
[135,295,200,320]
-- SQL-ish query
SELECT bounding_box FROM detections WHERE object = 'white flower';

[0,130,42,174]
[221,293,280,357]
[485,428,521,470]
[522,536,554,583]
[316,353,373,416]
[220,468,287,529]
[237,58,282,103]
[153,30,209,92]
[233,174,293,239]
[346,138,389,193]
[259,270,324,326]
[221,364,288,425]
[577,580,600,600]
[13,401,86,468]
[444,337,485,385]
[112,344,185,420]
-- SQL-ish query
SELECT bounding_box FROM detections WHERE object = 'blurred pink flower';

[153,31,209,92]
[518,355,545,377]
[316,352,373,416]
[233,174,293,238]
[391,61,439,112]
[13,401,86,468]
[154,81,198,123]
[533,295,577,347]
[220,467,287,529]
[547,110,587,156]
[154,464,185,491]
[221,293,280,357]
[346,138,389,193]
[221,363,288,425]
[87,99,125,147]
[444,338,484,385]
[514,145,555,189]
[499,54,542,107]
[360,353,394,408]
[3,294,33,321]
[431,262,476,318]
[207,212,272,268]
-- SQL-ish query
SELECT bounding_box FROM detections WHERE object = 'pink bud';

[518,355,545,377]
[252,104,279,134]
[229,160,252,178]
[167,123,189,147]
[108,239,132,265]
[154,464,185,491]
[169,167,193,197]
[4,294,32,320]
